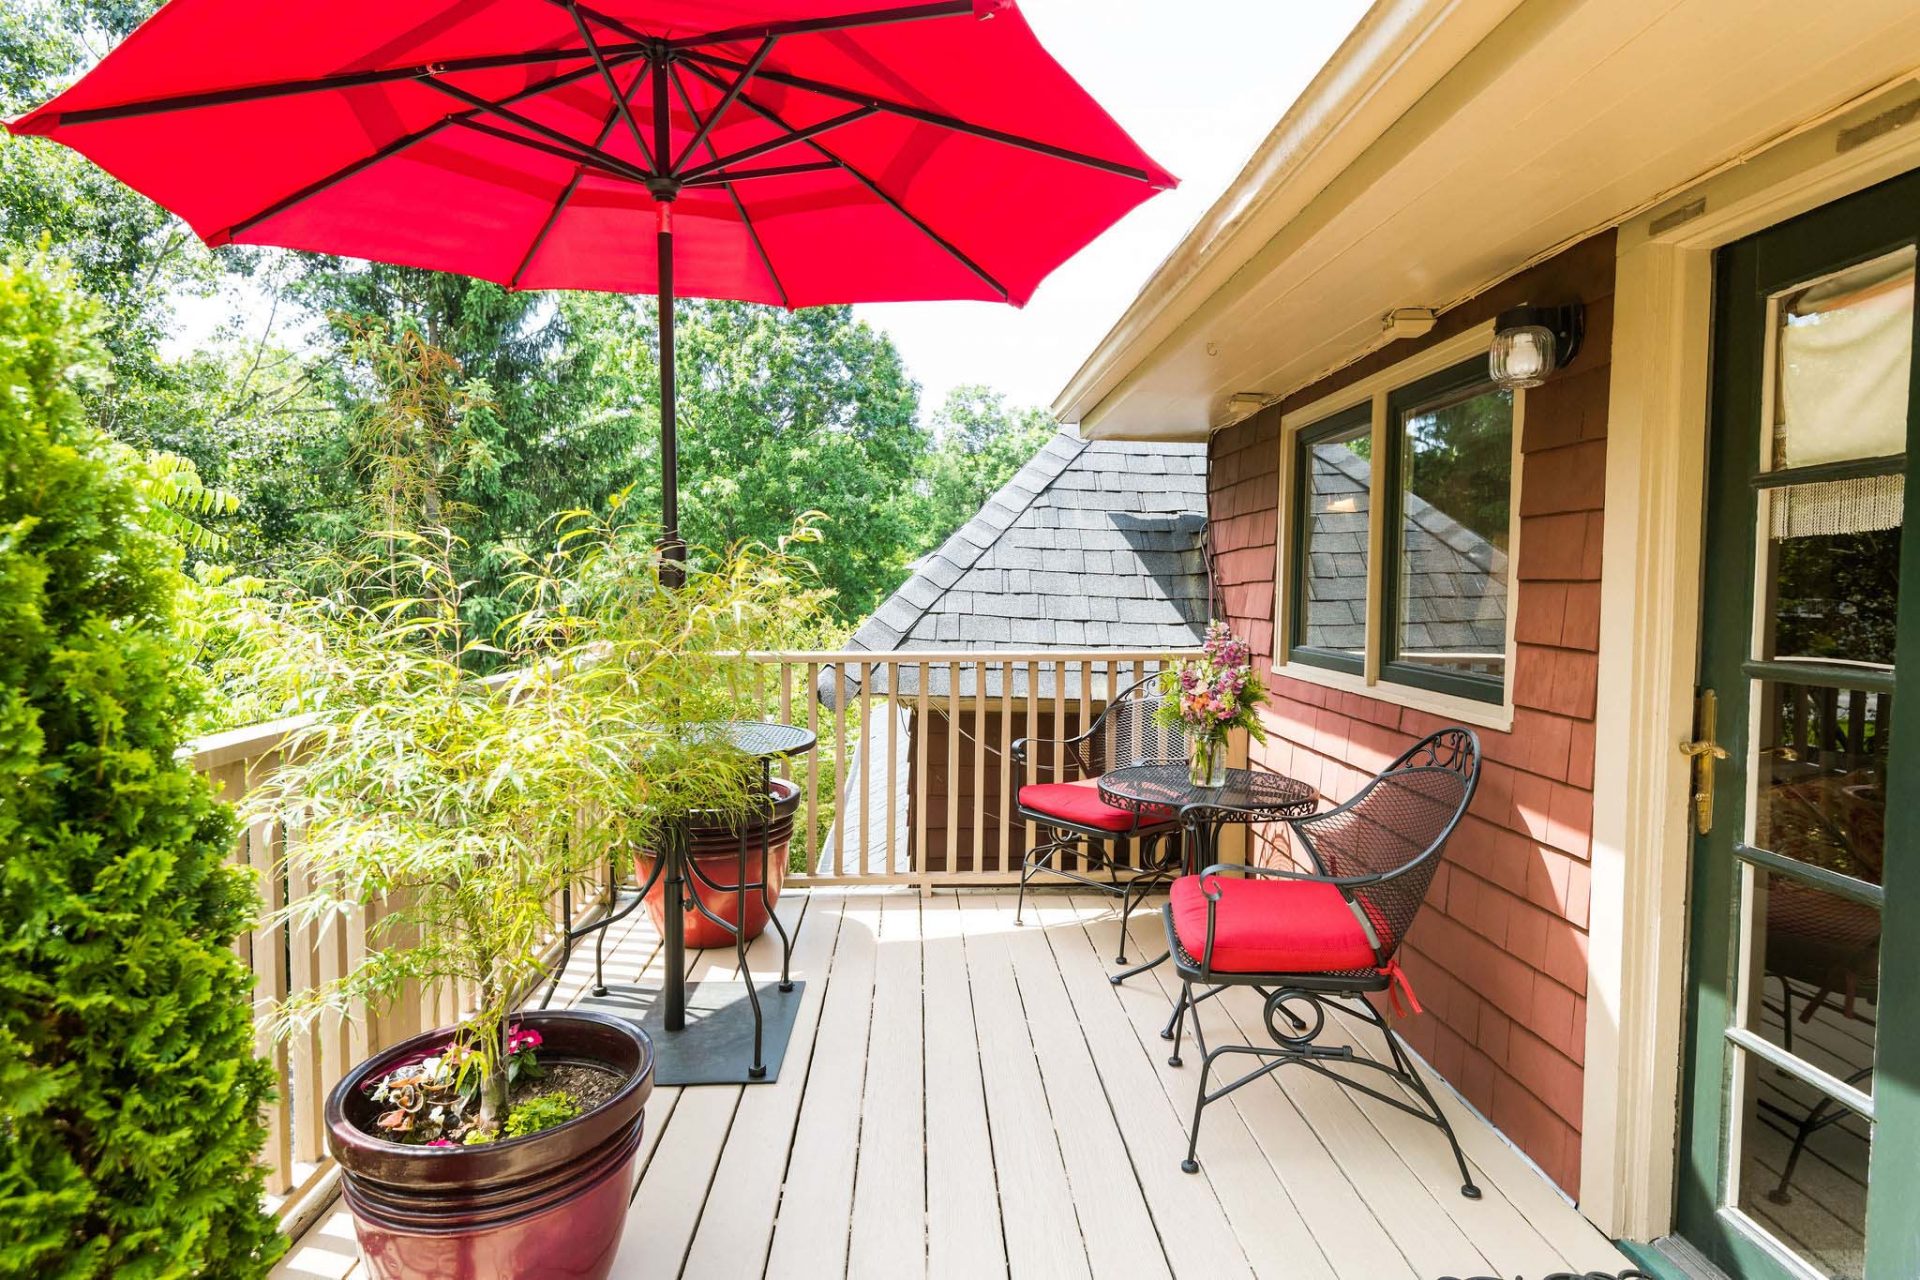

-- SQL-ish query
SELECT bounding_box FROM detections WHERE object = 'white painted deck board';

[919,893,1008,1280]
[290,888,1636,1279]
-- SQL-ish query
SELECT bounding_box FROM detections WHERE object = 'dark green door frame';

[1680,168,1920,1280]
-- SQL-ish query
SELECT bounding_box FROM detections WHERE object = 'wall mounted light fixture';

[1489,303,1583,389]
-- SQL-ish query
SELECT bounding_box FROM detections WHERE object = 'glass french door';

[1679,171,1920,1280]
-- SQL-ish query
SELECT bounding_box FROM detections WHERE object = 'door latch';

[1680,688,1729,835]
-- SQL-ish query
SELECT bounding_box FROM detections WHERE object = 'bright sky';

[167,2,1371,421]
[859,0,1371,418]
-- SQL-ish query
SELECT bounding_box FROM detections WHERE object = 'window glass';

[1391,374,1513,693]
[1296,417,1372,664]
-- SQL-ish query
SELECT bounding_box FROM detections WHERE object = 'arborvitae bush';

[0,258,281,1277]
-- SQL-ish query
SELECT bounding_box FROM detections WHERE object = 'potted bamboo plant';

[223,500,826,1280]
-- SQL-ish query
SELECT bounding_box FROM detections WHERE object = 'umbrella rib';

[676,105,876,184]
[562,2,656,173]
[216,54,638,243]
[422,78,653,184]
[681,60,1007,301]
[668,1,972,50]
[511,63,651,289]
[451,117,646,183]
[38,43,656,127]
[680,50,1159,184]
[670,37,776,175]
[666,62,789,309]
[555,1,655,47]
[681,159,839,187]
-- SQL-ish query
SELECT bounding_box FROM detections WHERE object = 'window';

[1383,361,1513,702]
[1280,341,1519,719]
[1291,404,1373,674]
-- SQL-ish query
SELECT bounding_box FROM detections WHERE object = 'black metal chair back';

[1092,671,1191,774]
[1291,727,1479,961]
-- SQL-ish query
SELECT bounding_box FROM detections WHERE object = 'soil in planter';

[352,1061,624,1145]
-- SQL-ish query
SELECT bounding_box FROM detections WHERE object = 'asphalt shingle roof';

[822,431,1209,703]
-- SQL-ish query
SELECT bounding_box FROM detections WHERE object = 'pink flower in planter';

[426,1138,456,1148]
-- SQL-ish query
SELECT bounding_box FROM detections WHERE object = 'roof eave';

[1050,0,1523,440]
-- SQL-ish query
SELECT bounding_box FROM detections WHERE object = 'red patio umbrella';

[10,0,1174,565]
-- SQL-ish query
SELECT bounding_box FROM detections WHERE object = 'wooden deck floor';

[275,887,1632,1280]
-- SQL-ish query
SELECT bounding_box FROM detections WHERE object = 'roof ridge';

[849,430,1089,652]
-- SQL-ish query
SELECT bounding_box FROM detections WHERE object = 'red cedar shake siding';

[1207,232,1615,1196]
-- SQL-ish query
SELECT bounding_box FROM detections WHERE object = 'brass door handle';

[1681,689,1727,835]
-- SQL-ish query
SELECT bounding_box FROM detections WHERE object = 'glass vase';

[1189,734,1228,789]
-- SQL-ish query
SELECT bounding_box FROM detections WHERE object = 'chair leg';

[1361,998,1481,1200]
[1015,842,1051,927]
[1164,981,1190,1060]
[1182,1041,1222,1174]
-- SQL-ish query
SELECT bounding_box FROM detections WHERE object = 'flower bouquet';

[1156,622,1268,788]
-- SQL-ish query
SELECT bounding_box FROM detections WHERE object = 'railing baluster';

[805,661,821,874]
[997,658,1013,875]
[833,662,849,877]
[858,659,872,877]
[884,659,899,877]
[914,660,929,881]
[243,751,292,1194]
[1051,657,1068,871]
[945,659,961,884]
[1024,658,1039,857]
[971,658,987,877]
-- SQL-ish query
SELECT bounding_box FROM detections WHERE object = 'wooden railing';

[190,646,1189,1229]
[754,649,1191,886]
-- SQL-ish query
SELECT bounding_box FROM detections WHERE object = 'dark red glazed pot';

[637,777,800,949]
[325,1010,653,1280]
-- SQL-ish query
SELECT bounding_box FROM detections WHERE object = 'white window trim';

[1271,320,1519,734]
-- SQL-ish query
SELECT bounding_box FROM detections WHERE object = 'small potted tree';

[225,501,825,1280]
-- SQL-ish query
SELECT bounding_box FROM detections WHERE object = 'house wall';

[1207,232,1615,1196]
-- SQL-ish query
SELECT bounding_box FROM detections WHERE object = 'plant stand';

[544,721,816,1085]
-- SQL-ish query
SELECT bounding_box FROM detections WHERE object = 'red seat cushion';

[1017,779,1169,832]
[1169,874,1379,973]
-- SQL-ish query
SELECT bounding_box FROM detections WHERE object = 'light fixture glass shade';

[1489,324,1556,389]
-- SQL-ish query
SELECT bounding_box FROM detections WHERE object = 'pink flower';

[427,1138,456,1148]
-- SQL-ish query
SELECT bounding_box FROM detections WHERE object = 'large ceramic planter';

[326,1010,654,1280]
[637,776,799,949]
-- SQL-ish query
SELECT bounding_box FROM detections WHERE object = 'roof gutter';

[1051,0,1524,430]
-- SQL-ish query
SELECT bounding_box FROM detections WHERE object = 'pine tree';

[0,256,282,1278]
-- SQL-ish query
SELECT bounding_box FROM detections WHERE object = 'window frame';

[1289,401,1375,677]
[1379,357,1516,706]
[1271,320,1522,734]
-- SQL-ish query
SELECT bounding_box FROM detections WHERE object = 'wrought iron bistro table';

[1098,763,1317,987]
[556,721,816,1086]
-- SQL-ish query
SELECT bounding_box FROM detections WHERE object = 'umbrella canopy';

[10,0,1173,557]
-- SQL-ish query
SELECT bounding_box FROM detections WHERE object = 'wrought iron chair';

[1162,727,1482,1196]
[1012,669,1187,960]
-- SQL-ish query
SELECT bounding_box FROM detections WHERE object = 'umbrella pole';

[657,203,684,588]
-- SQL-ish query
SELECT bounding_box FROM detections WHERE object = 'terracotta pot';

[637,777,799,949]
[326,1011,654,1280]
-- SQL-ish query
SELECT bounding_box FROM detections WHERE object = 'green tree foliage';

[0,258,280,1277]
[910,384,1056,547]
[569,296,928,621]
[0,0,233,442]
